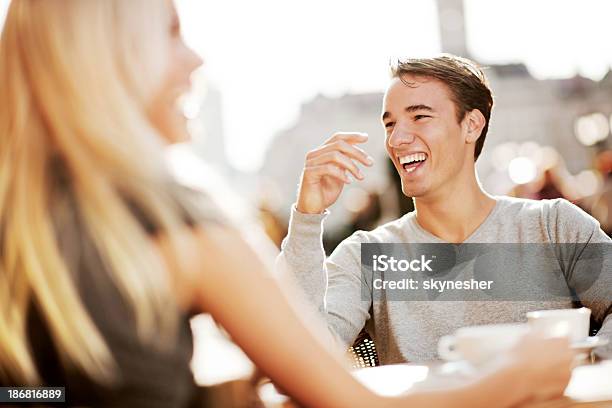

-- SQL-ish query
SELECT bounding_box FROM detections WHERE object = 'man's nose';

[387,125,416,148]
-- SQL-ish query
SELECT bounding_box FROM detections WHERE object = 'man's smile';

[398,152,428,175]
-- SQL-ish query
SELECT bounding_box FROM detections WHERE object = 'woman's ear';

[464,109,486,144]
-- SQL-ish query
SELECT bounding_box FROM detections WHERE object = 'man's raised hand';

[296,132,374,214]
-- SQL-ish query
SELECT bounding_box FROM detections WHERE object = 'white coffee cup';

[438,323,529,366]
[526,307,591,342]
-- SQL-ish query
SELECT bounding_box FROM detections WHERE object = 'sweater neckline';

[407,197,503,244]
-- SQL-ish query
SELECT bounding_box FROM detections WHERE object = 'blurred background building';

[255,0,612,249]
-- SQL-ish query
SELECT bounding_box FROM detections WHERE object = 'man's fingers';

[306,151,364,180]
[323,132,369,146]
[306,164,350,184]
[307,140,373,167]
[330,140,373,166]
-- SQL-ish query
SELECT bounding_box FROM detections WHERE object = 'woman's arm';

[182,224,381,408]
[159,224,573,408]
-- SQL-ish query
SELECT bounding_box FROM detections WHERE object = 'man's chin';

[401,183,428,198]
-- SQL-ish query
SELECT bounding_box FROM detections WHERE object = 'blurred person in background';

[278,55,612,364]
[578,149,612,236]
[0,1,577,407]
[511,148,580,202]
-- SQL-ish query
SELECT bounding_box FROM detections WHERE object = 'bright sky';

[464,0,612,79]
[175,0,441,172]
[175,0,612,172]
[2,0,612,172]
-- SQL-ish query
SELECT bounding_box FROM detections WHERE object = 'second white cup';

[526,307,591,342]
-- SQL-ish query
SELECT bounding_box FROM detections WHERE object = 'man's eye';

[415,115,431,121]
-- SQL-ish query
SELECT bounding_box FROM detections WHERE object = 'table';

[258,361,612,408]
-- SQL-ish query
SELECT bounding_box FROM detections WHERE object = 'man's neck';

[413,173,496,244]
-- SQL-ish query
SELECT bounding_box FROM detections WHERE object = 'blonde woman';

[0,0,574,407]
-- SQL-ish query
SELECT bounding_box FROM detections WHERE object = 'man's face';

[381,75,472,199]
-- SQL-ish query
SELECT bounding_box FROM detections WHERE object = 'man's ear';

[464,109,486,144]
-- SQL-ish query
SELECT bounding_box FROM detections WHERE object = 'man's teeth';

[399,153,427,165]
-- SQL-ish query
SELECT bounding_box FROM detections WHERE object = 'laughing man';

[278,54,612,363]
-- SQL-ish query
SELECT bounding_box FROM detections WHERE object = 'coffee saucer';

[571,336,609,351]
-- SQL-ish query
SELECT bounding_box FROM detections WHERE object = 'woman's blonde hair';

[0,0,187,384]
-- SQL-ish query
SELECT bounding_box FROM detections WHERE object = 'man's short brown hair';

[390,54,493,161]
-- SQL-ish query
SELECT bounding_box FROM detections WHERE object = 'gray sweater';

[279,196,612,363]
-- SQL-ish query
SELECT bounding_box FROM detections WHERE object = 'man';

[277,54,612,364]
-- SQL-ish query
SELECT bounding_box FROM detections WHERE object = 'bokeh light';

[575,113,609,147]
[508,157,538,185]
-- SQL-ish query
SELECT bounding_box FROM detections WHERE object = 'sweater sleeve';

[277,205,372,349]
[546,198,612,358]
